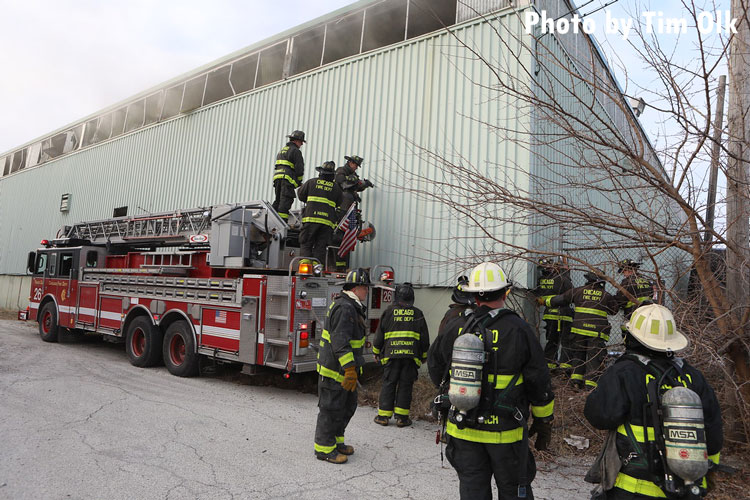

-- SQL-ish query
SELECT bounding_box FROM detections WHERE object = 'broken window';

[94,114,112,143]
[203,65,234,105]
[82,119,98,146]
[10,149,26,173]
[26,143,41,168]
[363,0,407,52]
[63,126,82,154]
[182,74,206,112]
[291,27,325,76]
[323,12,364,65]
[41,134,67,161]
[161,84,184,120]
[256,42,287,87]
[125,99,145,132]
[111,107,127,138]
[144,92,163,125]
[0,156,8,176]
[407,0,457,39]
[230,54,258,94]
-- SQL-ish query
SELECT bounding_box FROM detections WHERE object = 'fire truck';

[23,201,393,377]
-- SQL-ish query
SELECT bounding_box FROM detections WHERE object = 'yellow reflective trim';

[585,380,598,387]
[372,346,381,355]
[542,314,561,321]
[531,399,554,418]
[314,442,336,454]
[666,319,674,335]
[335,436,345,444]
[561,315,573,322]
[316,364,344,382]
[349,338,365,348]
[278,212,289,219]
[571,327,600,338]
[273,172,299,188]
[414,358,422,367]
[307,196,337,207]
[613,472,666,498]
[378,409,393,417]
[650,319,660,335]
[276,160,294,167]
[338,352,354,366]
[384,331,420,340]
[446,422,524,444]
[576,307,608,317]
[570,373,584,380]
[617,424,656,442]
[708,452,720,464]
[486,269,495,282]
[394,407,410,416]
[487,374,524,389]
[322,329,331,342]
[302,216,336,228]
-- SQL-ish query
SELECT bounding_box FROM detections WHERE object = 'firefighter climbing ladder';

[59,207,213,247]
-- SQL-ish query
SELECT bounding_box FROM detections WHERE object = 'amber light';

[298,262,312,275]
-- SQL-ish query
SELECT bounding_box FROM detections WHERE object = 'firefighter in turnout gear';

[533,257,573,370]
[335,155,374,214]
[584,304,723,499]
[272,130,306,222]
[428,262,555,500]
[372,283,430,427]
[615,260,656,335]
[297,161,343,266]
[314,268,371,464]
[543,270,617,390]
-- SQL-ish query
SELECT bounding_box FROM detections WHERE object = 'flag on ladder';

[338,207,360,258]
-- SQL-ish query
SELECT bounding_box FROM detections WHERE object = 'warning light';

[283,373,291,379]
[380,270,394,284]
[298,262,312,275]
[40,239,49,247]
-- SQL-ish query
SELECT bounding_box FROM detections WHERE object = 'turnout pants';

[543,318,571,367]
[272,179,296,220]
[314,376,358,454]
[299,223,333,265]
[446,437,537,500]
[567,334,607,387]
[377,359,418,418]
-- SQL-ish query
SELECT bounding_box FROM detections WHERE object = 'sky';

[0,0,352,154]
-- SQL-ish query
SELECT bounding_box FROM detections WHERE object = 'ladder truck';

[23,201,394,377]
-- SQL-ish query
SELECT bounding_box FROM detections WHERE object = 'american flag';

[215,309,227,324]
[338,207,360,258]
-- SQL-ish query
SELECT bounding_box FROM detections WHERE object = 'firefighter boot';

[315,451,348,464]
[373,415,389,426]
[396,417,412,428]
[336,444,354,455]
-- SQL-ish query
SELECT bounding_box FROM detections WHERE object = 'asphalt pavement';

[0,319,592,499]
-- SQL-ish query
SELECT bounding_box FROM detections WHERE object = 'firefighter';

[335,155,374,214]
[584,304,723,499]
[272,130,306,223]
[541,270,617,390]
[297,161,343,266]
[372,283,430,427]
[533,257,573,370]
[428,262,555,500]
[614,260,656,336]
[313,268,371,464]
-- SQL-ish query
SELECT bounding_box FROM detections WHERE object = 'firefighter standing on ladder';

[272,130,306,223]
[314,269,371,464]
[297,161,342,265]
[372,283,430,428]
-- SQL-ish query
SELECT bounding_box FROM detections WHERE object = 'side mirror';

[26,252,36,274]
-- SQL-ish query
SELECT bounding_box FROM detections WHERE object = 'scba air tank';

[662,386,709,483]
[449,334,486,413]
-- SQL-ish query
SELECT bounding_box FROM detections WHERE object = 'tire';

[38,302,59,343]
[162,321,200,377]
[126,316,163,367]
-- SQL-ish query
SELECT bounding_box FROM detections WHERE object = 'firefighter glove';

[529,418,553,451]
[536,297,546,306]
[341,366,358,392]
[364,179,374,188]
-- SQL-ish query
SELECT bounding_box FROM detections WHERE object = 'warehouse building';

[0,0,681,331]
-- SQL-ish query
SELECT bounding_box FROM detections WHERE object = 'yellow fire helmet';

[626,304,689,353]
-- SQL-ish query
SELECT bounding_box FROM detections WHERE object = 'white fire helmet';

[626,304,689,352]
[463,262,510,294]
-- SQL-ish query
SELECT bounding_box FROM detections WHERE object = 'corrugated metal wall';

[0,10,531,286]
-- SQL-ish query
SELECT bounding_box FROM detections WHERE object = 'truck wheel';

[126,316,163,367]
[38,302,59,343]
[163,321,199,377]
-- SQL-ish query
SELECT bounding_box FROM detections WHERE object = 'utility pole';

[705,75,727,243]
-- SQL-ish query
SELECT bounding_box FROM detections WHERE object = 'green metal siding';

[0,10,532,286]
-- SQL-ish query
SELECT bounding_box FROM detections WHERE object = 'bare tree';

[396,1,750,438]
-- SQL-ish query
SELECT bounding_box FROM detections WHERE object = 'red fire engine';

[23,201,393,377]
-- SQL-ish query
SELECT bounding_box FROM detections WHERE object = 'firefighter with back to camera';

[335,154,374,215]
[541,269,617,390]
[313,269,371,464]
[297,160,343,266]
[372,282,430,428]
[584,304,722,499]
[533,257,573,370]
[427,262,555,500]
[615,260,656,335]
[272,130,306,223]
